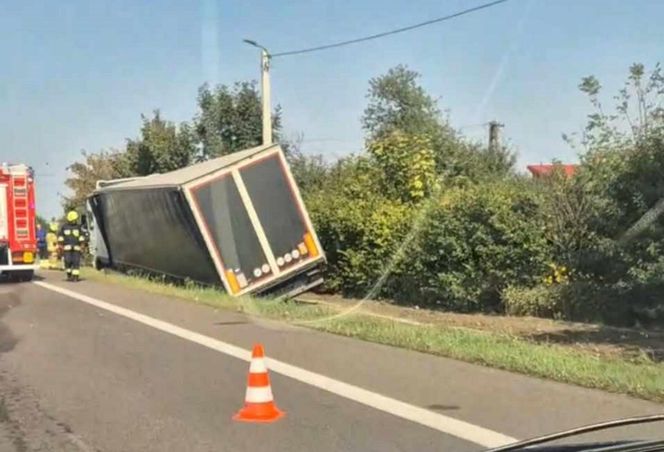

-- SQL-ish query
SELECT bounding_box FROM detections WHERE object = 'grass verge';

[81,269,664,403]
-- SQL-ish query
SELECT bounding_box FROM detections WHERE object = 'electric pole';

[488,120,504,152]
[260,49,272,145]
[243,39,272,146]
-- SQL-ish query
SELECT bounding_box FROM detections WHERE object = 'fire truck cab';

[0,162,38,281]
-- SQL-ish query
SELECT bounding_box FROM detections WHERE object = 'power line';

[457,122,490,130]
[271,0,510,58]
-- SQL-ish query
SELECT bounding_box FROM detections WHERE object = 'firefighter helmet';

[66,211,79,223]
[49,222,58,232]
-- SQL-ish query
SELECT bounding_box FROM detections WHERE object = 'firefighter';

[46,222,59,270]
[57,211,86,281]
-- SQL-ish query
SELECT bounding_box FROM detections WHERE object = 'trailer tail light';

[303,232,319,258]
[225,270,240,294]
[236,272,248,289]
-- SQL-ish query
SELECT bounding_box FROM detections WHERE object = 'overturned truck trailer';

[87,144,325,297]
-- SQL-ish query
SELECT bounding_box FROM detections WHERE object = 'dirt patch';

[298,293,664,362]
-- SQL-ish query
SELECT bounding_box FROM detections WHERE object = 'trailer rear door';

[239,153,321,272]
[186,148,324,296]
[190,172,273,293]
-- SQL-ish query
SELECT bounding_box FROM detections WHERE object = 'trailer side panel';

[94,187,219,285]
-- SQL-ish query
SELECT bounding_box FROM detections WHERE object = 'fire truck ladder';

[11,175,30,240]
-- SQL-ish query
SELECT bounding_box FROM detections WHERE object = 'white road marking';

[34,281,517,448]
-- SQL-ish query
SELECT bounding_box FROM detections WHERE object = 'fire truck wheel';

[10,270,34,282]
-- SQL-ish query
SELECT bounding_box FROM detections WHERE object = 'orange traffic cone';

[233,344,285,423]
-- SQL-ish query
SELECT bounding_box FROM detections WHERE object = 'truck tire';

[10,270,34,282]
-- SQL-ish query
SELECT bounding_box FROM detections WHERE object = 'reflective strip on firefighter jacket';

[58,224,86,250]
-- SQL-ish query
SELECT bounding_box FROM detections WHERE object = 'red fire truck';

[0,162,37,281]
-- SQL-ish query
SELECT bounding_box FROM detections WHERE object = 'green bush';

[303,156,411,296]
[310,193,409,295]
[503,285,562,318]
[503,283,602,321]
[366,131,438,202]
[389,181,552,311]
[300,64,664,327]
[502,281,646,326]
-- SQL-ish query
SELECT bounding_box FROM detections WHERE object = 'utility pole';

[261,49,272,145]
[488,120,504,152]
[244,39,272,146]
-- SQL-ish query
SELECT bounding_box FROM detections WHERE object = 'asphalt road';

[0,271,662,452]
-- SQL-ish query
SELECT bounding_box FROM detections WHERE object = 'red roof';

[527,164,578,178]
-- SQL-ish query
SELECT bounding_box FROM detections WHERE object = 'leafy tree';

[363,65,443,139]
[547,62,664,325]
[535,164,596,270]
[35,215,48,230]
[575,63,664,257]
[471,141,517,179]
[367,130,437,203]
[439,139,517,185]
[362,65,515,183]
[124,111,197,176]
[284,136,329,193]
[63,149,127,208]
[195,81,282,158]
[571,63,664,153]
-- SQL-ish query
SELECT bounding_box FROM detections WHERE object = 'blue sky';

[1,0,662,219]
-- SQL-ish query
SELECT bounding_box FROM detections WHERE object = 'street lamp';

[243,39,272,146]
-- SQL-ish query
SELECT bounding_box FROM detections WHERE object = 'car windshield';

[0,1,662,451]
